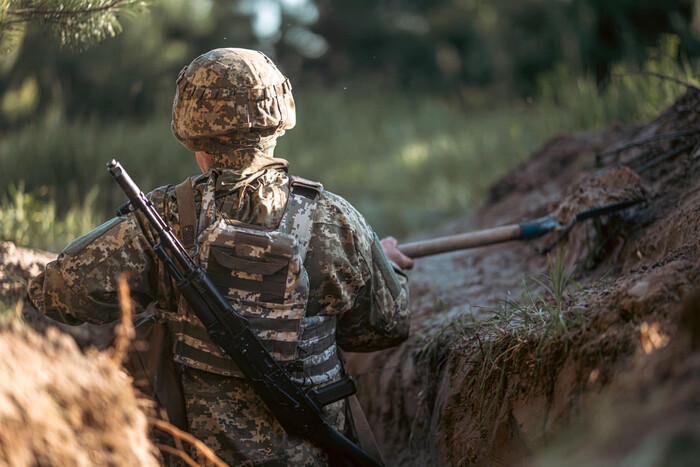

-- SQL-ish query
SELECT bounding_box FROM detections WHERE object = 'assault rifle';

[107,160,381,467]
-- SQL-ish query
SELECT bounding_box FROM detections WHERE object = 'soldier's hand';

[380,236,414,270]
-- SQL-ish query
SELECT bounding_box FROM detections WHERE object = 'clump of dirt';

[553,166,646,224]
[347,88,700,465]
[0,319,159,466]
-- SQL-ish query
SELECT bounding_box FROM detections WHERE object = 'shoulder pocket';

[64,217,124,255]
[371,234,402,300]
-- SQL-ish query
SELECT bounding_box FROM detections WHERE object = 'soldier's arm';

[27,189,167,325]
[335,232,410,352]
[308,192,410,352]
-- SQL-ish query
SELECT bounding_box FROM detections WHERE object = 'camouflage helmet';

[171,48,296,156]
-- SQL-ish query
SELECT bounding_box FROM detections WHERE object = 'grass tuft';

[413,249,585,427]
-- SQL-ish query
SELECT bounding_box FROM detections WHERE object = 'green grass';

[1,38,696,251]
[416,249,584,364]
[491,250,584,339]
[0,183,101,252]
[412,249,585,428]
[0,300,23,321]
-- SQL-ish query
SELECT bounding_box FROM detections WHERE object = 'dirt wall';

[347,89,700,466]
[0,320,159,466]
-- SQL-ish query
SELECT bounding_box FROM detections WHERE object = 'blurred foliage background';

[1,0,700,251]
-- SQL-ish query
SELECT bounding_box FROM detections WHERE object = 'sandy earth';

[0,90,698,465]
[0,320,158,466]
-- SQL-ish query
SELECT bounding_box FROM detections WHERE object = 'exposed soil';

[0,320,158,466]
[1,90,698,465]
[346,89,700,466]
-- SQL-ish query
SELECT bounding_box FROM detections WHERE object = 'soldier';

[28,48,412,465]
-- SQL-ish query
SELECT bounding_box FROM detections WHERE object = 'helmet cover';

[171,48,296,158]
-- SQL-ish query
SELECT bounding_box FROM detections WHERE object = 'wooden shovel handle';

[397,200,640,259]
[399,224,522,258]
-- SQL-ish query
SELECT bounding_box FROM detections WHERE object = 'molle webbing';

[294,315,341,385]
[173,318,301,355]
[170,172,341,386]
[203,231,295,305]
[170,313,340,382]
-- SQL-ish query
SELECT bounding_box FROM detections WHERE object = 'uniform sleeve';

[335,233,410,352]
[306,192,410,352]
[27,192,165,326]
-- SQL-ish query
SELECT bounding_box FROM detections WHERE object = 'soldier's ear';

[195,151,214,172]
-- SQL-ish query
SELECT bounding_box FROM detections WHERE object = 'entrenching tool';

[399,199,643,258]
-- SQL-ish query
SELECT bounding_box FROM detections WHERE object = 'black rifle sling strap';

[175,177,197,251]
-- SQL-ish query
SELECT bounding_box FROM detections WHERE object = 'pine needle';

[1,0,150,53]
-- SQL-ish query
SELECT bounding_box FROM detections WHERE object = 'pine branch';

[8,0,129,18]
[0,0,150,53]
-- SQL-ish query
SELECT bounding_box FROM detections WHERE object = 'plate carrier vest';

[163,173,341,387]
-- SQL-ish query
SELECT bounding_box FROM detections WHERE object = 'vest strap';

[349,394,386,464]
[175,177,197,251]
[278,176,323,257]
[174,340,242,375]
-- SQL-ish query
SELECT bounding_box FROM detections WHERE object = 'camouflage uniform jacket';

[28,164,410,465]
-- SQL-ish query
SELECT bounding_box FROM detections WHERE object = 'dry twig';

[156,444,200,467]
[13,299,23,321]
[113,274,135,364]
[611,69,698,89]
[635,142,694,174]
[148,417,227,467]
[159,407,186,453]
[597,129,700,161]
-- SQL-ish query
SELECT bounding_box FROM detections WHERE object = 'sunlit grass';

[490,249,584,339]
[0,183,101,252]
